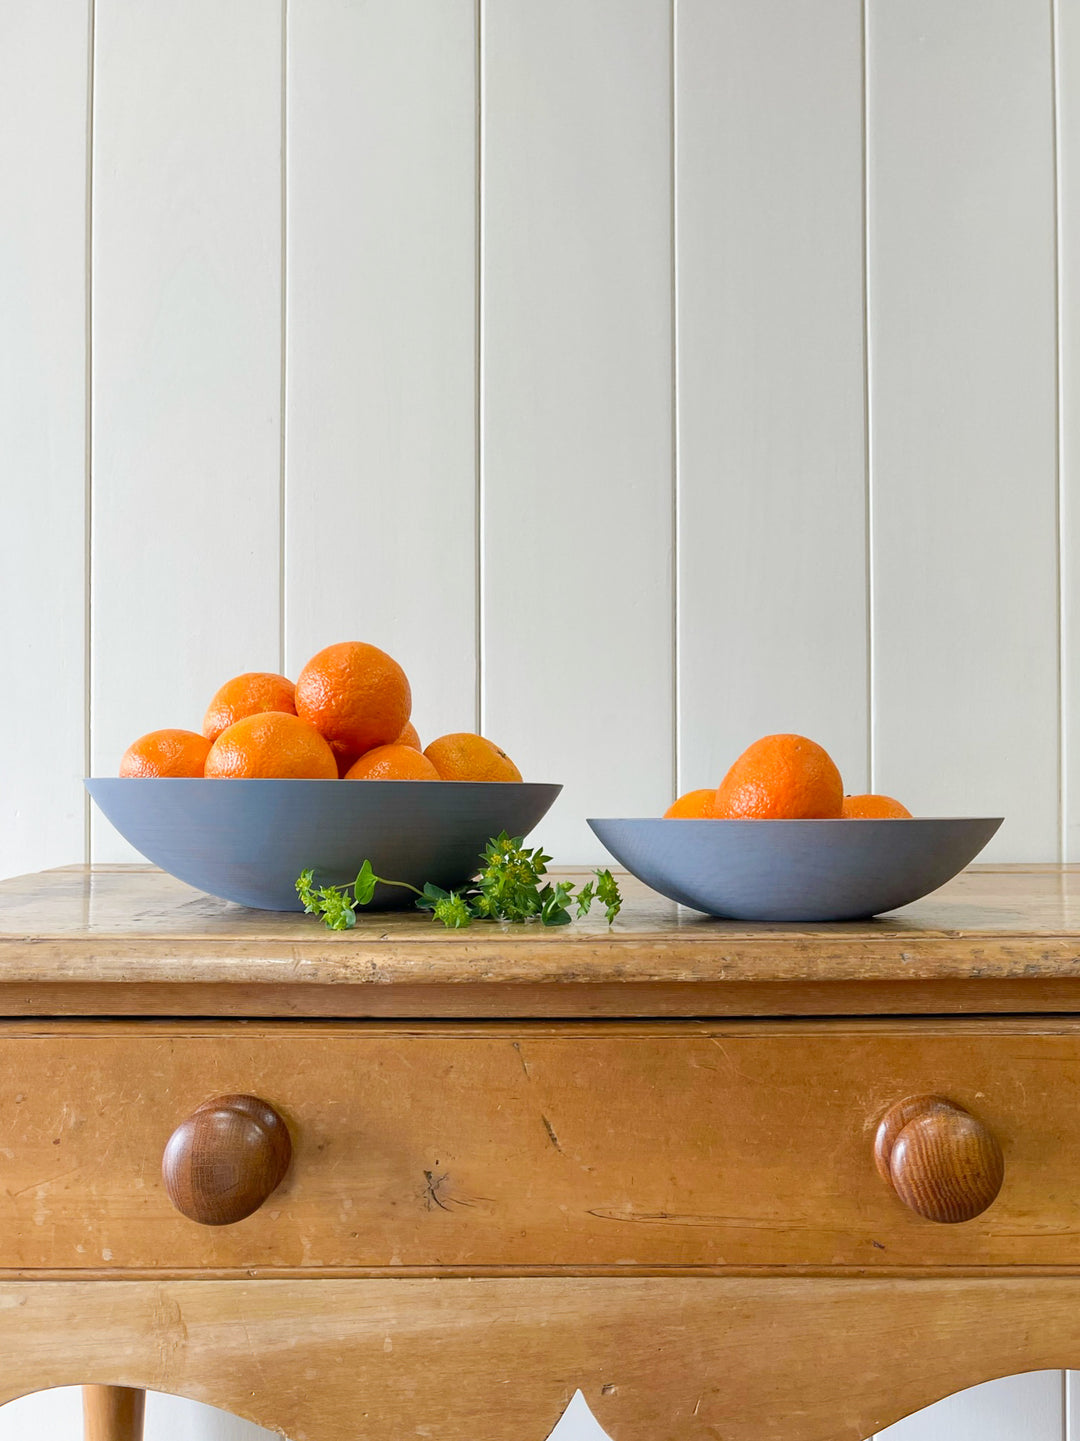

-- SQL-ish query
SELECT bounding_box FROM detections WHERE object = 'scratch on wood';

[7,1166,80,1199]
[420,1170,481,1212]
[241,1321,269,1388]
[541,1114,564,1155]
[422,1170,452,1212]
[512,1041,531,1079]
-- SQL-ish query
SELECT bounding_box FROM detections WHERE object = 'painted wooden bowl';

[587,816,1003,921]
[86,778,561,912]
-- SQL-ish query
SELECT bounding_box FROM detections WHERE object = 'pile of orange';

[119,642,523,784]
[665,734,911,821]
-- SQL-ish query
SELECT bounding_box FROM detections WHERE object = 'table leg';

[82,1386,145,1441]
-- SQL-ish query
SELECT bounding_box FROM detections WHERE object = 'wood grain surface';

[2,865,1080,1017]
[0,1018,1077,1274]
[5,1275,1080,1441]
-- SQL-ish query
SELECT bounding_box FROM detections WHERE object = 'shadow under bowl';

[86,777,562,912]
[587,816,1003,921]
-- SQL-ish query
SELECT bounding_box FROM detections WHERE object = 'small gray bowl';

[587,816,1003,921]
[87,778,562,912]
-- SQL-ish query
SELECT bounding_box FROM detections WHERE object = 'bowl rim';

[587,815,1004,825]
[87,776,563,789]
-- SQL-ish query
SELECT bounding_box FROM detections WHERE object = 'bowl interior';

[87,778,562,912]
[587,816,1003,921]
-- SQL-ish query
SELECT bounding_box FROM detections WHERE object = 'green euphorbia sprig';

[297,833,621,931]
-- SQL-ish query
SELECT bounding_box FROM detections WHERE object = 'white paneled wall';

[0,1,89,885]
[0,1388,273,1441]
[1062,0,1080,860]
[90,0,283,863]
[876,1371,1065,1441]
[867,0,1059,858]
[1,0,1078,1437]
[676,0,869,799]
[4,0,1075,873]
[285,0,479,744]
[482,0,674,862]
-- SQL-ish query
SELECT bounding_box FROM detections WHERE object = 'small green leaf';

[539,880,574,927]
[353,859,377,907]
[540,904,573,927]
[415,880,451,914]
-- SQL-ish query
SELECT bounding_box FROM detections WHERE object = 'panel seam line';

[84,0,96,862]
[1053,0,1067,863]
[671,0,680,799]
[278,0,289,674]
[861,0,874,794]
[476,0,485,735]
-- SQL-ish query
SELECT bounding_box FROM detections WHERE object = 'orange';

[203,671,296,742]
[204,712,337,779]
[295,642,411,757]
[345,744,440,781]
[424,733,522,783]
[664,788,717,819]
[713,733,843,819]
[842,793,912,819]
[119,729,211,778]
[396,721,422,751]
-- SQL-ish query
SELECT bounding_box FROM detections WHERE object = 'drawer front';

[2,1020,1079,1272]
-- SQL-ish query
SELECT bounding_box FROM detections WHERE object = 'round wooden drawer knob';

[163,1094,292,1226]
[874,1093,1004,1224]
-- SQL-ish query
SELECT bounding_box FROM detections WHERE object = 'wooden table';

[4,863,1080,1441]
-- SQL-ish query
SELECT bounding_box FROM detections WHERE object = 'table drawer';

[2,1019,1080,1273]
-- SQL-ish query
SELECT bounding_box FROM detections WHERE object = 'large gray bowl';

[587,816,1003,921]
[87,778,562,912]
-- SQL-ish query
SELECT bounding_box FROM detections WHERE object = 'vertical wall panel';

[1061,0,1080,862]
[285,0,477,742]
[0,3,89,881]
[676,0,869,800]
[874,1369,1064,1441]
[868,0,1058,858]
[91,0,282,859]
[482,0,673,863]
